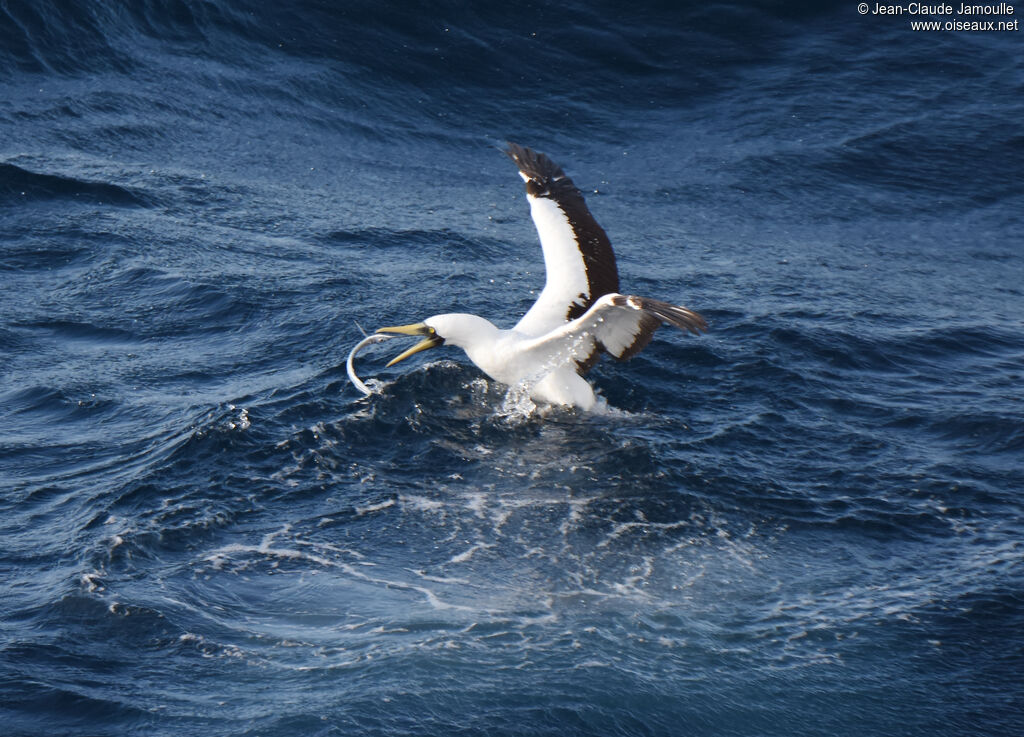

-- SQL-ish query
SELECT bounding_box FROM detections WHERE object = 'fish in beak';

[376,323,444,366]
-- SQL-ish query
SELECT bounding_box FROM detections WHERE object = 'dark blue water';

[2,1,1022,735]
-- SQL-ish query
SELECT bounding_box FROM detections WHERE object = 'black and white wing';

[516,293,707,374]
[505,143,619,339]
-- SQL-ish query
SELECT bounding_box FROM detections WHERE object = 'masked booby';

[374,143,706,410]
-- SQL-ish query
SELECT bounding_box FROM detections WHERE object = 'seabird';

[374,143,706,410]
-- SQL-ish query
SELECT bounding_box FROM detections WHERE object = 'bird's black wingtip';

[504,141,530,157]
[504,142,536,171]
[503,142,566,181]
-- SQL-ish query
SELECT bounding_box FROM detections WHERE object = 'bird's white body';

[374,144,706,410]
[424,313,599,409]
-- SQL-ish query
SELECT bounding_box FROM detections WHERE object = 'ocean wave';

[0,162,151,207]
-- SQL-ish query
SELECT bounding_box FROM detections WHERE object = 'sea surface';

[2,2,1022,735]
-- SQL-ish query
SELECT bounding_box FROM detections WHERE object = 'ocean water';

[2,1,1022,735]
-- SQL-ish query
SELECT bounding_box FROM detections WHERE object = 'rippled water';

[2,2,1023,735]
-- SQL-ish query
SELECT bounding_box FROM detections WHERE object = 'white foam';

[80,572,104,592]
[449,542,493,564]
[495,383,539,423]
[355,498,396,516]
[399,494,445,512]
[226,404,250,430]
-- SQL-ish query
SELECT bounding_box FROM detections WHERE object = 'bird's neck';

[432,313,501,351]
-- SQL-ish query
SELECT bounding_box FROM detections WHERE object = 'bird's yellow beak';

[375,323,444,367]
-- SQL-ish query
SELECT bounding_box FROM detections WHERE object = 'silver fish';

[346,333,397,396]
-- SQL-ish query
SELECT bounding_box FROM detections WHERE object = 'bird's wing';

[505,143,619,339]
[515,293,706,378]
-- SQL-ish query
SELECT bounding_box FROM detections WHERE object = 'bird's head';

[376,313,496,366]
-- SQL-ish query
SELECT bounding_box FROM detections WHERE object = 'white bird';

[376,143,706,410]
